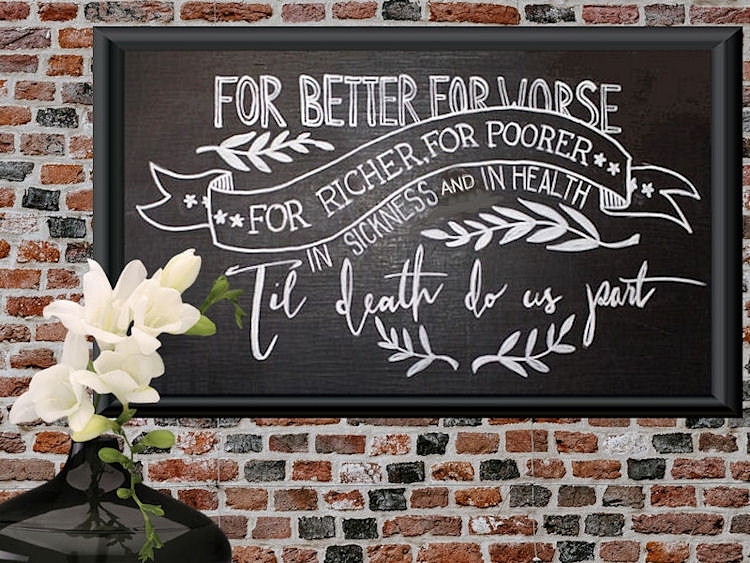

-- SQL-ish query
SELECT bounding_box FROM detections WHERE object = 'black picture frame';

[94,26,741,417]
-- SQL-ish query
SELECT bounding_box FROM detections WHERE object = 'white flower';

[128,278,201,354]
[74,338,164,406]
[156,249,201,293]
[44,259,147,347]
[9,333,96,432]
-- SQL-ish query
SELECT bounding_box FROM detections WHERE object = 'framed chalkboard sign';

[94,27,741,416]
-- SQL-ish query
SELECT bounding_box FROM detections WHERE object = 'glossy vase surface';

[0,437,231,563]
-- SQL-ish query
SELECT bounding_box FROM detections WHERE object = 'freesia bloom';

[156,248,201,293]
[74,337,164,406]
[44,259,147,348]
[9,333,96,433]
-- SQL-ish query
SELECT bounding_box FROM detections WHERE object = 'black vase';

[0,437,231,563]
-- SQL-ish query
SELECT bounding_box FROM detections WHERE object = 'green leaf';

[116,487,132,499]
[139,430,175,449]
[98,447,129,466]
[185,314,216,336]
[142,503,165,517]
[116,407,138,426]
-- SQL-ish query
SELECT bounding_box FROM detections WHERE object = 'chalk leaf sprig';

[471,314,576,376]
[375,317,459,377]
[196,130,334,173]
[422,199,640,252]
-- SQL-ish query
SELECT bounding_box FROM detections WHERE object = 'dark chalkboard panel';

[94,27,741,416]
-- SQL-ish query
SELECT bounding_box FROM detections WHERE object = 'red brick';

[147,459,238,482]
[65,190,93,213]
[180,2,271,22]
[214,514,247,539]
[0,324,30,342]
[0,188,13,208]
[637,418,676,427]
[0,459,54,480]
[633,513,723,535]
[527,458,566,479]
[555,431,598,453]
[315,434,365,454]
[333,1,376,19]
[232,546,275,563]
[58,27,92,48]
[39,2,77,20]
[417,542,483,563]
[0,376,30,397]
[348,418,437,426]
[225,487,267,510]
[0,432,25,453]
[176,431,217,455]
[730,461,750,481]
[572,460,620,479]
[40,164,83,184]
[456,432,499,454]
[368,545,411,563]
[17,241,60,263]
[20,133,65,155]
[704,486,749,508]
[47,54,82,76]
[454,487,501,508]
[269,433,308,453]
[281,3,324,22]
[489,543,554,563]
[46,268,79,289]
[429,2,520,24]
[384,515,461,537]
[650,485,696,507]
[0,54,37,72]
[322,489,364,510]
[600,540,639,562]
[690,7,750,24]
[431,461,475,481]
[32,431,70,454]
[177,488,218,510]
[282,548,317,563]
[698,432,738,452]
[7,296,54,317]
[0,268,39,288]
[0,239,9,258]
[252,516,291,539]
[505,429,548,452]
[339,462,381,483]
[645,541,689,563]
[696,543,743,563]
[0,106,30,125]
[254,417,339,426]
[583,4,639,24]
[468,515,535,536]
[672,457,725,479]
[35,322,66,341]
[589,418,630,427]
[0,2,29,20]
[488,418,529,425]
[370,433,409,455]
[0,134,13,153]
[14,81,54,101]
[69,136,92,159]
[0,27,49,49]
[410,487,449,508]
[10,347,54,369]
[273,488,317,510]
[292,460,331,481]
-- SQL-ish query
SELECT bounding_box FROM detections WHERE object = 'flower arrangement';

[8,249,243,562]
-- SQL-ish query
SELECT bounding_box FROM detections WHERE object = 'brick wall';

[1,2,749,562]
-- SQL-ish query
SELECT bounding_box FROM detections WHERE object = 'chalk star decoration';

[593,152,607,167]
[201,195,209,209]
[229,213,244,228]
[183,194,198,209]
[213,209,228,225]
[641,182,654,198]
[607,162,621,176]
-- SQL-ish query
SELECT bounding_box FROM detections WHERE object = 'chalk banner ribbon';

[137,107,700,254]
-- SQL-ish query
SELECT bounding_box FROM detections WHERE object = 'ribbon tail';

[605,165,701,233]
[136,162,230,232]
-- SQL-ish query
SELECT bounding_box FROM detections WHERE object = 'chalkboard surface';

[94,27,741,416]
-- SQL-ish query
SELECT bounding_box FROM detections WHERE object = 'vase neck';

[64,436,129,493]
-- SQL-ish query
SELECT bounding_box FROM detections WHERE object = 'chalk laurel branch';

[472,314,576,376]
[196,130,334,173]
[421,198,640,252]
[374,316,459,377]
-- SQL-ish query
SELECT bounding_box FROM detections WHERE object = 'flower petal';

[8,392,38,424]
[60,332,90,370]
